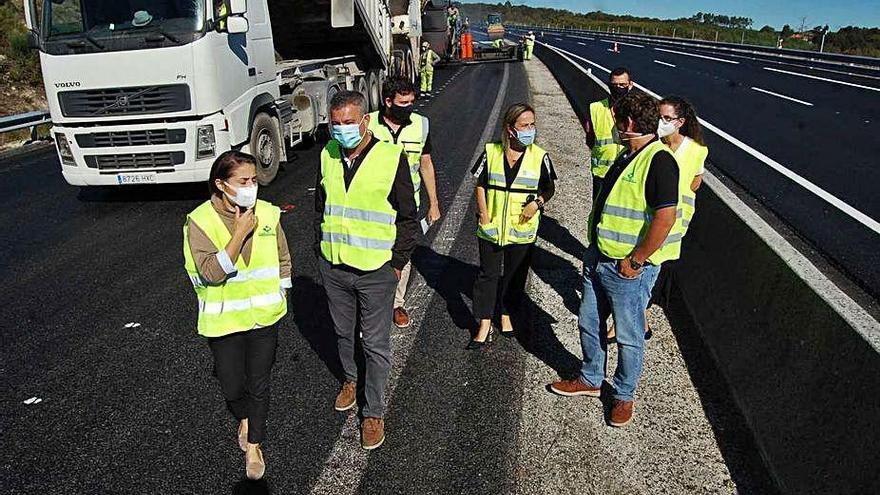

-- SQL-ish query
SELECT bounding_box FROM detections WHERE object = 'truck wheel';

[250,112,282,185]
[356,77,369,106]
[367,71,381,111]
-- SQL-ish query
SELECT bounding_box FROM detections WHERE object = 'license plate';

[116,173,157,185]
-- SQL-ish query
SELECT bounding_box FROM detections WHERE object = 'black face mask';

[388,104,414,123]
[610,86,630,100]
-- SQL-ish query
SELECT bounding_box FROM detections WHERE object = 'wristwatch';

[628,257,644,270]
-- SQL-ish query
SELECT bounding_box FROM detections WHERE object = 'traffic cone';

[613,42,619,53]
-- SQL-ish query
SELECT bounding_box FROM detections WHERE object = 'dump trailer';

[24,0,422,187]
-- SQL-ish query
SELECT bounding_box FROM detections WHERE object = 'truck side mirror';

[228,0,247,16]
[226,16,249,34]
[26,30,40,50]
[331,0,354,28]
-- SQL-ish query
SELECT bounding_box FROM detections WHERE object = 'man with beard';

[585,67,633,199]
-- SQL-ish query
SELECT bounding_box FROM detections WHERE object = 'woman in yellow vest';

[183,151,291,480]
[469,103,557,349]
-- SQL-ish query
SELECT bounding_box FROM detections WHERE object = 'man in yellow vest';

[420,41,440,94]
[315,91,417,450]
[524,31,536,60]
[367,77,442,329]
[550,92,680,428]
[585,67,632,199]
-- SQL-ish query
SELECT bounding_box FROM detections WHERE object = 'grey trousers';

[319,258,397,418]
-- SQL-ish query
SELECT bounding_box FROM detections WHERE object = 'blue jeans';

[577,246,660,401]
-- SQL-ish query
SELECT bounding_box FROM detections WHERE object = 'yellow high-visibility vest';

[183,200,287,337]
[368,111,428,208]
[673,137,708,236]
[589,98,626,178]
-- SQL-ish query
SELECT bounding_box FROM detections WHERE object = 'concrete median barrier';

[535,43,880,495]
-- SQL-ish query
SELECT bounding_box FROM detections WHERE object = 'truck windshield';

[488,14,501,25]
[44,0,204,40]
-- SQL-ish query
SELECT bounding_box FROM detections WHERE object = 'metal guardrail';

[507,24,880,70]
[0,110,52,141]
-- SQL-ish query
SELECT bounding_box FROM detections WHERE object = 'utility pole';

[820,28,829,52]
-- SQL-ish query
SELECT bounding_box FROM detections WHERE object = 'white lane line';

[308,63,512,494]
[554,37,563,41]
[539,41,880,234]
[572,35,596,40]
[655,47,739,64]
[763,67,880,93]
[577,42,586,46]
[600,39,644,48]
[653,60,677,68]
[751,86,814,106]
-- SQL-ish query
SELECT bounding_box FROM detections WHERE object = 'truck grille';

[59,85,191,117]
[76,129,187,148]
[85,151,186,171]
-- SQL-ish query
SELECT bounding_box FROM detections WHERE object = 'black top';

[470,148,557,202]
[591,138,679,252]
[377,108,433,155]
[314,135,419,271]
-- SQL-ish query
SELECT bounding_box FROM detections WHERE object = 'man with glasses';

[585,67,632,199]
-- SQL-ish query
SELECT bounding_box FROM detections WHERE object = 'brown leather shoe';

[393,307,411,328]
[361,417,385,450]
[334,381,357,412]
[245,444,265,480]
[610,399,635,427]
[549,378,601,397]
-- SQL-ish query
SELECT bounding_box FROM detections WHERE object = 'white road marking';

[654,47,739,64]
[539,41,880,234]
[571,35,595,40]
[308,63,512,495]
[751,87,814,106]
[653,60,676,68]
[763,67,880,93]
[554,37,563,41]
[577,42,586,46]
[601,39,644,48]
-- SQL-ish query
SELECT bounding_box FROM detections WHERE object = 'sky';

[461,1,880,30]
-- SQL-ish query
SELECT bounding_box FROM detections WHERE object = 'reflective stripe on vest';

[589,99,626,178]
[673,137,708,237]
[319,140,401,271]
[182,200,287,338]
[477,142,547,246]
[368,111,428,208]
[590,140,682,264]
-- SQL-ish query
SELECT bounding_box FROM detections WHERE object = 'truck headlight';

[197,125,216,158]
[55,133,75,166]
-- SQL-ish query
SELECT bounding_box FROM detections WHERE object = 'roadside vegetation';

[460,2,880,58]
[0,1,48,146]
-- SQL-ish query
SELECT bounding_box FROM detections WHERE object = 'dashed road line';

[653,60,676,68]
[751,86,814,106]
[763,67,880,92]
[538,41,880,234]
[600,39,644,48]
[654,47,739,64]
[577,42,586,46]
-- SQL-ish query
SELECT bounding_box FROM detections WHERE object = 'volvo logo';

[54,81,81,88]
[115,95,130,107]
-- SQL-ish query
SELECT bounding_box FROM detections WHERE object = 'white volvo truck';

[23,0,424,186]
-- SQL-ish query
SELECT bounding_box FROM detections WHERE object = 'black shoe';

[644,326,653,340]
[466,328,493,350]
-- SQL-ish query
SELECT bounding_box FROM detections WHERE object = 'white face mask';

[225,182,258,209]
[657,119,678,139]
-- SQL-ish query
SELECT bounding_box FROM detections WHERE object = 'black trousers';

[207,325,278,444]
[472,238,534,320]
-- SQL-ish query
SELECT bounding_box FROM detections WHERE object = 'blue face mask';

[515,128,536,146]
[332,120,365,149]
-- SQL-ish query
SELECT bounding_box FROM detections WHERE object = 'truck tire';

[250,112,282,185]
[367,71,381,111]
[356,77,369,105]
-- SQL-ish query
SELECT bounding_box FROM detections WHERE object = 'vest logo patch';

[622,168,638,184]
[258,225,275,236]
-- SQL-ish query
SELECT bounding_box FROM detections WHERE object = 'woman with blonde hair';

[468,103,557,348]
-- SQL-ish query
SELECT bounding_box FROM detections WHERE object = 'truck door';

[245,0,276,89]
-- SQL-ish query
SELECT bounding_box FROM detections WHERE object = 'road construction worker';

[367,77,442,329]
[492,38,504,49]
[524,30,536,60]
[215,0,227,30]
[550,91,682,429]
[585,67,631,199]
[315,91,417,450]
[420,41,440,94]
[183,150,292,481]
[447,4,459,31]
[469,103,557,349]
